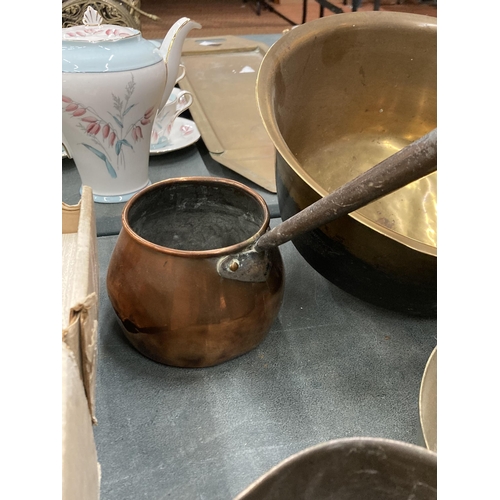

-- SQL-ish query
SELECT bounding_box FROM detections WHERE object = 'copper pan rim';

[256,11,437,257]
[121,176,271,258]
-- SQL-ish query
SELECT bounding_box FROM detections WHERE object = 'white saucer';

[62,88,199,159]
[150,117,200,155]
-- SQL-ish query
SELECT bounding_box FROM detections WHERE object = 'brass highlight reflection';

[301,135,437,247]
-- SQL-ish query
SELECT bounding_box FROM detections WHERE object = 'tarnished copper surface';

[106,177,284,368]
[256,12,437,315]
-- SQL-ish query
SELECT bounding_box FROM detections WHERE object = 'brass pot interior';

[257,12,437,253]
[124,178,269,253]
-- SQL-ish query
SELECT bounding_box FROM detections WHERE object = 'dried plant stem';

[120,0,161,21]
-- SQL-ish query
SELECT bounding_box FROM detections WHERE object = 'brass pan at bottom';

[234,437,437,500]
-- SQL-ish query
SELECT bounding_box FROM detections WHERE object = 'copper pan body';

[106,177,284,368]
[256,12,437,316]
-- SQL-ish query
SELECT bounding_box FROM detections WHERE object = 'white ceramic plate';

[62,88,199,159]
[149,117,200,155]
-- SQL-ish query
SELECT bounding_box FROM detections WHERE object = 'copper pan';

[256,12,437,316]
[106,132,435,367]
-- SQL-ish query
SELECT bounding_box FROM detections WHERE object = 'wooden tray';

[62,185,100,500]
[62,185,99,422]
[179,35,277,193]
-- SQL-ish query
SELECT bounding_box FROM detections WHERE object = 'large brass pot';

[256,12,437,316]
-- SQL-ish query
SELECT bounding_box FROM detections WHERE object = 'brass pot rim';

[256,11,437,257]
[121,176,270,258]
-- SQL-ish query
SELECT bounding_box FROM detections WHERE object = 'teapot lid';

[62,6,163,73]
[62,6,139,42]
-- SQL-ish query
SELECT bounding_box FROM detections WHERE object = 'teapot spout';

[158,18,201,110]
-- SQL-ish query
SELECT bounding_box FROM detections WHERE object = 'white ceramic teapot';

[62,6,201,203]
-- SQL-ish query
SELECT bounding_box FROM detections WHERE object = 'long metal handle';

[254,128,437,253]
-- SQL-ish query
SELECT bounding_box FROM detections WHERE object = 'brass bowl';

[257,12,437,316]
[234,437,437,499]
[419,347,437,452]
